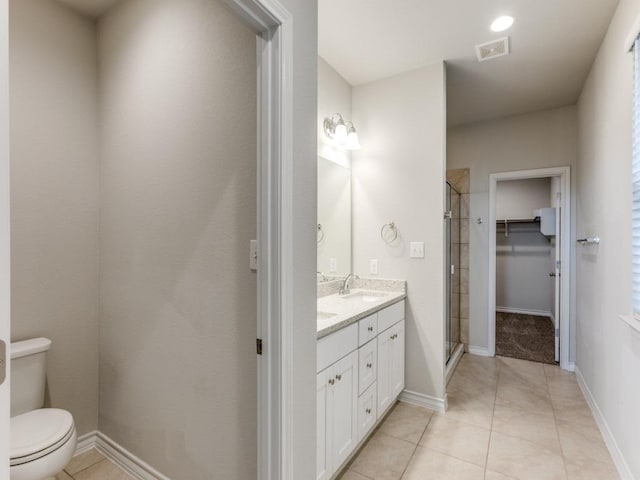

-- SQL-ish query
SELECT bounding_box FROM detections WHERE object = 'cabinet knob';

[367,363,372,369]
[366,408,371,414]
[367,326,374,332]
[328,378,335,385]
[336,374,342,381]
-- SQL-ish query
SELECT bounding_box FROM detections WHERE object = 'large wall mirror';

[317,156,351,278]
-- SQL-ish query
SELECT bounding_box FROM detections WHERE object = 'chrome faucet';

[339,273,360,295]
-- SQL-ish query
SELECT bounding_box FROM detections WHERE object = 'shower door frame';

[488,166,573,371]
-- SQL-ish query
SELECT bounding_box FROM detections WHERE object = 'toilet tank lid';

[11,338,51,360]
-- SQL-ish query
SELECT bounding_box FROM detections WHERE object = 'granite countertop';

[316,277,407,339]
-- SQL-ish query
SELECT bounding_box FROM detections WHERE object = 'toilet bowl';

[10,338,77,480]
[10,409,77,480]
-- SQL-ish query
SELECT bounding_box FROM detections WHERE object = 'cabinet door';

[330,350,359,470]
[358,339,377,395]
[316,369,331,480]
[358,382,377,442]
[390,320,405,399]
[377,329,393,416]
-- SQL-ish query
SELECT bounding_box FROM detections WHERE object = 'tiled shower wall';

[447,169,470,346]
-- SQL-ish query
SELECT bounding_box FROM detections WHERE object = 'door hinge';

[256,338,263,355]
[555,328,560,338]
[556,260,561,269]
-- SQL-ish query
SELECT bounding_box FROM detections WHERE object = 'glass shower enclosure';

[445,182,461,365]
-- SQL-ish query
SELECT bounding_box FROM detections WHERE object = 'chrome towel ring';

[380,222,398,244]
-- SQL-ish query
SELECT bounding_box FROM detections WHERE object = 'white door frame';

[0,0,296,478]
[0,0,10,477]
[222,0,295,478]
[488,166,572,370]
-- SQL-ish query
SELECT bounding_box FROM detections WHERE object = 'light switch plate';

[370,259,378,275]
[249,240,258,271]
[329,258,337,273]
[410,242,425,258]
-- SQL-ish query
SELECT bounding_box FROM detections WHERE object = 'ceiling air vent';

[475,37,510,62]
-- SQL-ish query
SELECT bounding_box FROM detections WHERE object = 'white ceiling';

[56,0,121,18]
[319,0,619,126]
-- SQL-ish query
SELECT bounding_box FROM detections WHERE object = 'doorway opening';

[488,167,572,370]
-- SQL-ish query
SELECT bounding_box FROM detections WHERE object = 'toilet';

[10,338,77,480]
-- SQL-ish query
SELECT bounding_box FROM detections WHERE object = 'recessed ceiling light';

[490,16,514,32]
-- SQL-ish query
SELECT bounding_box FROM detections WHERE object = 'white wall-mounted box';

[540,207,556,236]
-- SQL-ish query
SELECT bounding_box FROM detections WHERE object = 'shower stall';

[445,182,461,366]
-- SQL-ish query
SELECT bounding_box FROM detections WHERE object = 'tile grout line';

[483,356,501,480]
[398,412,434,479]
[544,365,571,480]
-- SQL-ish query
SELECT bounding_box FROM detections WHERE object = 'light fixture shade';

[346,131,361,150]
[334,123,348,144]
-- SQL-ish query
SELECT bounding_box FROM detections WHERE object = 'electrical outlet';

[370,259,378,275]
[329,258,337,273]
[410,241,425,258]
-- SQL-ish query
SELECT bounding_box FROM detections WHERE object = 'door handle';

[549,272,556,277]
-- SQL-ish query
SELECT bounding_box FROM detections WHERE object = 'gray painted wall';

[447,106,577,355]
[8,0,319,477]
[352,63,447,401]
[577,0,640,476]
[97,1,257,478]
[10,0,100,436]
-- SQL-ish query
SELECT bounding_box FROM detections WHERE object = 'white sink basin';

[317,311,338,320]
[339,291,388,303]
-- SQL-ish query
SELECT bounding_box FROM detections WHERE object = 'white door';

[330,350,358,470]
[0,0,11,474]
[554,192,561,363]
[316,369,330,480]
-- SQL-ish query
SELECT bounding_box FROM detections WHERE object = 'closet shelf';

[496,217,541,225]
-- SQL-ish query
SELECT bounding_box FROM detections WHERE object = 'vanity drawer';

[378,301,405,333]
[358,382,377,442]
[317,323,358,373]
[358,313,378,346]
[358,339,377,395]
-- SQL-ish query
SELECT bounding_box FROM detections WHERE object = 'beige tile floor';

[56,448,133,480]
[339,354,620,480]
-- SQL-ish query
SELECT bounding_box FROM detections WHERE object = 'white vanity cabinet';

[377,319,405,415]
[316,350,359,480]
[317,299,405,480]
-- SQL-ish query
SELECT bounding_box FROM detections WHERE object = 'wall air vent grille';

[476,37,510,62]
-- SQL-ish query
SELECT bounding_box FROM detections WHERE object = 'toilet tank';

[10,338,52,417]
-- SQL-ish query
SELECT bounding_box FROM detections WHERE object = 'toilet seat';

[11,409,75,466]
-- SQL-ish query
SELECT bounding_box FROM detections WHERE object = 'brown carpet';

[495,311,557,365]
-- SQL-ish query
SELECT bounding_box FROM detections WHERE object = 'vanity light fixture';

[490,15,514,32]
[324,113,361,150]
[345,122,361,150]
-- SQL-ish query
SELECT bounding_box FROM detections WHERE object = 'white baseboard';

[565,361,575,372]
[496,306,552,318]
[75,431,99,455]
[575,367,634,480]
[399,390,447,413]
[73,431,169,480]
[466,346,491,357]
